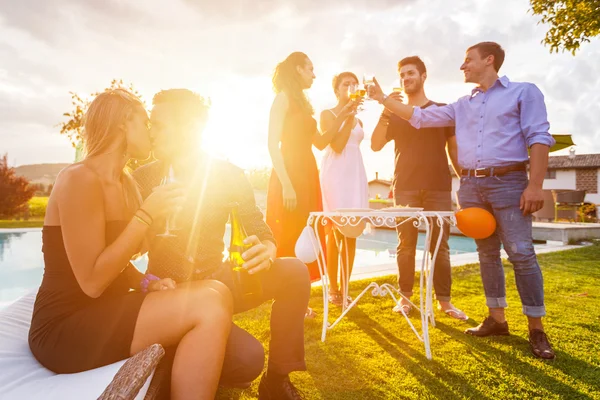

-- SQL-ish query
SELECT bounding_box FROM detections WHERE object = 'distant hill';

[15,163,71,186]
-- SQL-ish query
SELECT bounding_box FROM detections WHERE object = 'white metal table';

[307,210,456,360]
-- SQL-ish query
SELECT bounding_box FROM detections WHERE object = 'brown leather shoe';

[529,329,555,359]
[465,316,510,337]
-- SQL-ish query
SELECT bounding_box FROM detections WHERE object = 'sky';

[1,0,599,181]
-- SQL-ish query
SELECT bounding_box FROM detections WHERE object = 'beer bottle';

[229,204,263,302]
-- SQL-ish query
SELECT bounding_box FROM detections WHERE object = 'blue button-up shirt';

[408,76,555,169]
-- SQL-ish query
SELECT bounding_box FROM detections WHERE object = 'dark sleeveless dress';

[28,222,147,374]
[266,98,324,282]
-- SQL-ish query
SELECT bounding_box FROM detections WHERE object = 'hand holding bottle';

[229,205,263,301]
[241,235,276,274]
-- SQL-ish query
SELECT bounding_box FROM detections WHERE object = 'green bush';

[28,196,48,218]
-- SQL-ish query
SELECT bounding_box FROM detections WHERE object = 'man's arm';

[369,78,456,128]
[519,84,555,149]
[371,113,390,152]
[518,84,555,215]
[133,161,164,200]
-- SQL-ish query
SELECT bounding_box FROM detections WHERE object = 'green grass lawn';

[0,219,44,228]
[218,244,600,399]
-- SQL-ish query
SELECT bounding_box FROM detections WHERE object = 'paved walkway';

[312,241,583,286]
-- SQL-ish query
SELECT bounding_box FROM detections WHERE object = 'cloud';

[0,0,159,44]
[182,0,413,20]
[1,0,599,168]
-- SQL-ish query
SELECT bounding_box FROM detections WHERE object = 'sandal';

[393,302,413,315]
[305,307,317,319]
[329,293,354,307]
[439,305,468,321]
[344,295,353,306]
[328,293,343,307]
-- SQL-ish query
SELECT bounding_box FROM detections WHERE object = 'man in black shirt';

[371,56,467,320]
[134,89,310,400]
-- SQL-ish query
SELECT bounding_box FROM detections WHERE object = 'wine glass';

[348,84,364,112]
[393,79,405,103]
[157,165,179,237]
[363,73,375,99]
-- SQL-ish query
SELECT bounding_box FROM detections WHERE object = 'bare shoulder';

[320,108,335,118]
[53,163,103,200]
[45,164,103,223]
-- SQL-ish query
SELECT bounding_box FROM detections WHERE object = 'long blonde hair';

[82,89,145,214]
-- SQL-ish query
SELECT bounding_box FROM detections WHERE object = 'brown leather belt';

[461,163,527,178]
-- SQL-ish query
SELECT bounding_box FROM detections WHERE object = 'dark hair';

[332,72,359,98]
[398,56,427,75]
[152,89,209,123]
[467,42,505,72]
[272,52,313,115]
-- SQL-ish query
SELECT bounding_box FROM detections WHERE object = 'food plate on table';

[381,207,424,212]
[331,208,372,238]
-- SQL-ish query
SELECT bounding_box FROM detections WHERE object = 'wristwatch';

[381,94,389,104]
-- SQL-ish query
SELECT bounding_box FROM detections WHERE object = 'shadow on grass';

[435,321,598,399]
[345,308,492,400]
[305,346,388,400]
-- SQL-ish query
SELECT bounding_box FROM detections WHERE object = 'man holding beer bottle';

[134,89,311,399]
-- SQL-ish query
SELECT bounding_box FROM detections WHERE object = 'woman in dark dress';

[266,52,357,317]
[28,89,233,400]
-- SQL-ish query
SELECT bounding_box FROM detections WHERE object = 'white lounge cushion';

[0,292,154,400]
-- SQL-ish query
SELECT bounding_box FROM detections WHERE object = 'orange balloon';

[455,207,497,239]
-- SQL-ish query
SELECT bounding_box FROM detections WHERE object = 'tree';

[246,168,271,191]
[530,0,600,54]
[0,154,35,219]
[60,79,145,147]
[60,79,149,169]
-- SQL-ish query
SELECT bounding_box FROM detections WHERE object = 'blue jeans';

[458,171,546,317]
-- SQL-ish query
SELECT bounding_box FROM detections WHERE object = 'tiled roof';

[547,154,600,169]
[368,179,393,185]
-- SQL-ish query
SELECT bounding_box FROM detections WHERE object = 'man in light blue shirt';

[370,42,555,359]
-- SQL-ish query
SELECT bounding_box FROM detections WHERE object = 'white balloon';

[295,226,320,264]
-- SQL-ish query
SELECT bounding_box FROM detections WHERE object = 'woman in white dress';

[320,72,369,306]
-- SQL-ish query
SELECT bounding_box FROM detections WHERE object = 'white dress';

[320,110,369,212]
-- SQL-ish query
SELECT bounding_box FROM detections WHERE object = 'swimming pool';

[0,228,478,308]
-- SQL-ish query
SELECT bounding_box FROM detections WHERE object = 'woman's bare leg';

[130,279,233,400]
[336,231,357,301]
[326,229,340,295]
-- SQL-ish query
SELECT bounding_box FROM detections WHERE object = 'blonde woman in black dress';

[28,89,233,400]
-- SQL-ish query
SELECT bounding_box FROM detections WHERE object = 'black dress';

[28,221,147,373]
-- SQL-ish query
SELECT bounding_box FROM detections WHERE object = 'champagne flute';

[348,84,364,112]
[393,78,405,103]
[157,164,179,237]
[363,73,374,99]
